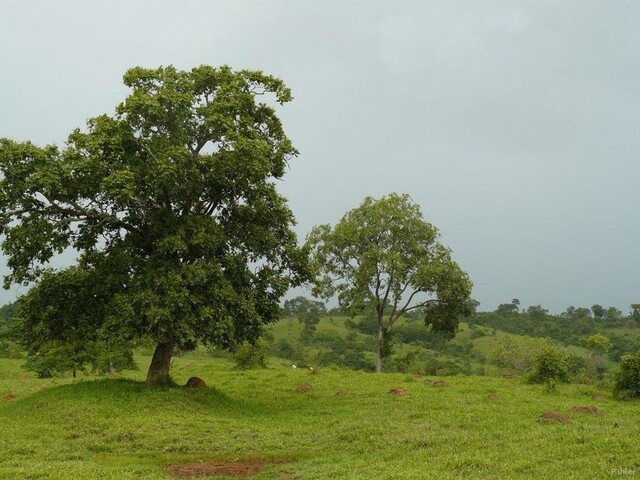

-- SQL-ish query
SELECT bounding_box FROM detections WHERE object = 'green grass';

[1,353,640,479]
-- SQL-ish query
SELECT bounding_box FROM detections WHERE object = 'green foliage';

[495,299,519,316]
[307,193,472,371]
[591,304,605,318]
[0,65,310,384]
[283,296,326,344]
[0,314,22,358]
[582,333,612,353]
[18,267,136,377]
[424,352,471,376]
[528,346,569,386]
[614,352,640,398]
[489,336,566,376]
[468,308,629,348]
[233,339,268,370]
[23,340,136,378]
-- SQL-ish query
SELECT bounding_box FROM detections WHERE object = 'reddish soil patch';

[185,377,207,388]
[165,460,284,478]
[295,384,312,393]
[591,393,605,401]
[389,387,406,396]
[2,392,16,401]
[571,406,603,415]
[432,380,450,387]
[488,393,499,402]
[538,411,571,424]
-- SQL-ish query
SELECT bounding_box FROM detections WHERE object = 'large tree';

[307,193,472,372]
[0,65,310,385]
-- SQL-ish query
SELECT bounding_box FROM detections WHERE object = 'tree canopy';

[306,193,472,372]
[0,65,310,384]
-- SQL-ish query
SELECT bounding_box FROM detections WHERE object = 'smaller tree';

[591,304,605,318]
[233,339,268,370]
[529,347,569,391]
[495,302,518,316]
[615,352,640,398]
[606,307,623,321]
[307,193,472,372]
[283,296,326,344]
[582,333,612,377]
[630,304,640,325]
[526,304,549,321]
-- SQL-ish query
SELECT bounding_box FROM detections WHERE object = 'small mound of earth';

[185,377,207,388]
[571,406,603,415]
[538,411,571,424]
[488,393,499,402]
[2,392,15,401]
[591,393,605,401]
[432,380,449,387]
[389,387,406,396]
[295,384,312,393]
[165,460,284,478]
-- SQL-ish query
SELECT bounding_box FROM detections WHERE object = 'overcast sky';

[1,0,639,313]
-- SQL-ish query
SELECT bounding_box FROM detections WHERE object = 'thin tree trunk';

[146,340,175,386]
[376,319,384,373]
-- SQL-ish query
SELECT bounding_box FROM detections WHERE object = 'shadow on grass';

[8,377,270,418]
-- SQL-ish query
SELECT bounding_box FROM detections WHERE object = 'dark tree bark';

[146,340,175,386]
[376,318,384,373]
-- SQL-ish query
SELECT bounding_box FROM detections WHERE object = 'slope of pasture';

[266,316,592,374]
[1,354,638,480]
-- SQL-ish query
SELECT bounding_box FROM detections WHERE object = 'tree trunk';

[376,319,384,373]
[146,340,175,386]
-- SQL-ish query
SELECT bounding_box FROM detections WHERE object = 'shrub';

[489,336,557,375]
[529,347,569,387]
[614,352,640,398]
[233,339,267,370]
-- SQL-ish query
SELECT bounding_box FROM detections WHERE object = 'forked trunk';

[146,340,175,386]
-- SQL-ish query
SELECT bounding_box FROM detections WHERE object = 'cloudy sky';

[1,0,639,313]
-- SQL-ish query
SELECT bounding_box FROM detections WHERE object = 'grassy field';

[1,352,639,480]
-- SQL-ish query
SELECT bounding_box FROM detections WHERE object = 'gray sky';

[1,0,639,313]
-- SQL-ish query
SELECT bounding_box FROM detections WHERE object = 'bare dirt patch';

[432,380,450,387]
[389,387,406,396]
[571,406,603,415]
[165,460,285,478]
[2,392,16,401]
[336,389,348,397]
[591,393,605,401]
[295,384,312,393]
[537,411,571,424]
[488,393,499,402]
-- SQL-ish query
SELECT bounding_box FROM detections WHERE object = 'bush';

[233,339,267,370]
[0,339,22,359]
[614,352,640,398]
[529,347,569,386]
[489,336,557,375]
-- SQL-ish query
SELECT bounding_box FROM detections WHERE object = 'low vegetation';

[1,353,639,480]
